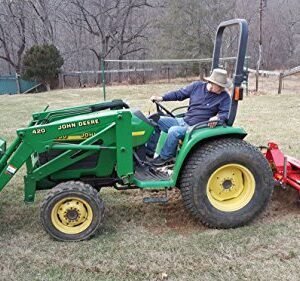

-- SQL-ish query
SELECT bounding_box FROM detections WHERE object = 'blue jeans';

[146,116,188,159]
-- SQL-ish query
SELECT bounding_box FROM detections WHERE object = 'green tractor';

[0,19,273,241]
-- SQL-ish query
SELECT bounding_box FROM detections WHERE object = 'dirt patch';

[140,189,204,235]
[162,189,205,234]
[259,187,300,223]
[144,186,300,235]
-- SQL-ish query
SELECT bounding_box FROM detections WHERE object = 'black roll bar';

[212,19,249,126]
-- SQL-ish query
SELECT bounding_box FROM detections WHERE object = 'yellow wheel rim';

[51,197,93,235]
[206,164,255,212]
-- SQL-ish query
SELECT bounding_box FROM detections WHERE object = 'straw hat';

[204,68,232,88]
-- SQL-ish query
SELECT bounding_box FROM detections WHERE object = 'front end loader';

[0,19,274,241]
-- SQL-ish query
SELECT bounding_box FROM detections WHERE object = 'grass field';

[0,76,299,281]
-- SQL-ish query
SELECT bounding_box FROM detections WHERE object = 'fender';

[171,126,247,184]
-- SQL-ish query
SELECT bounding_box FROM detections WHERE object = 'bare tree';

[113,1,154,82]
[0,0,28,73]
[0,0,300,79]
[153,0,235,60]
[27,0,61,44]
[235,0,300,70]
[64,0,154,81]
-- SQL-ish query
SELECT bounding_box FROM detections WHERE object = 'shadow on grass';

[99,186,300,237]
[1,184,299,241]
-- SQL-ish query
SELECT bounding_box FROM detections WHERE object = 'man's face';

[207,82,223,94]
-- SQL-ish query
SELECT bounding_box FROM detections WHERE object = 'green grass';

[0,77,300,281]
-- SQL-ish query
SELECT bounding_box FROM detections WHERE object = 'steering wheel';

[152,100,175,118]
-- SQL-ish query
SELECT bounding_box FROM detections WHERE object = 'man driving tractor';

[148,68,232,166]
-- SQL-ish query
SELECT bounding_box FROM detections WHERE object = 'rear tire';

[41,181,104,241]
[179,138,273,228]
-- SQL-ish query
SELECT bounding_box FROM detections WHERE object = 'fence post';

[15,73,21,94]
[58,73,63,89]
[101,59,106,101]
[278,72,283,94]
[255,71,259,92]
[200,68,204,81]
[245,57,249,96]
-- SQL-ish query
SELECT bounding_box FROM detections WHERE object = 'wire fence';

[248,65,300,94]
[59,57,249,89]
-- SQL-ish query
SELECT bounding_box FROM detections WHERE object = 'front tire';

[41,181,104,241]
[179,138,273,228]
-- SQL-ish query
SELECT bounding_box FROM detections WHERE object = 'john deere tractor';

[0,19,273,241]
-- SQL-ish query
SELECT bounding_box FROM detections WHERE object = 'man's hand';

[150,96,163,102]
[208,116,219,128]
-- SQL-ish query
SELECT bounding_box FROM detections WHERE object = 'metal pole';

[256,0,263,92]
[101,59,106,101]
[245,57,249,95]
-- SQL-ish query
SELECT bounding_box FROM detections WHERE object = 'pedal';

[143,197,168,204]
[165,158,175,166]
[143,189,168,204]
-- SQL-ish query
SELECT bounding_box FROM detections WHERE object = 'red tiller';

[263,142,300,193]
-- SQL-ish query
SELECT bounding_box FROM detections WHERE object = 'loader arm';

[32,99,129,124]
[0,109,133,202]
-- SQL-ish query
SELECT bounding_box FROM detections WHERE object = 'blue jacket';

[162,81,231,126]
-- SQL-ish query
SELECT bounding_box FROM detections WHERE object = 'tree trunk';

[97,59,102,85]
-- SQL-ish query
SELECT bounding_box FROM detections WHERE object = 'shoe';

[151,156,173,167]
[146,152,154,158]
